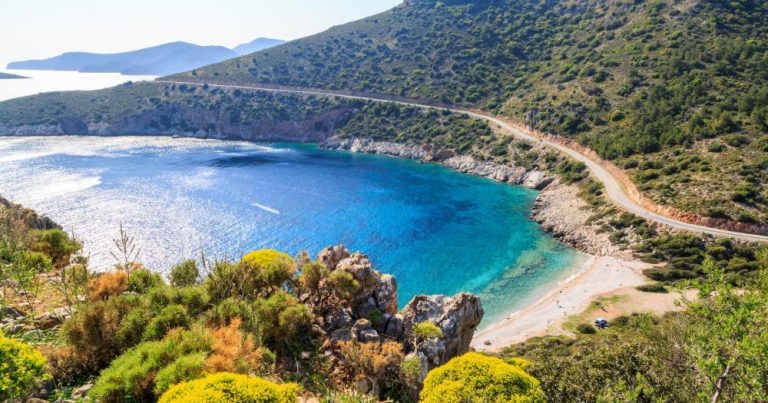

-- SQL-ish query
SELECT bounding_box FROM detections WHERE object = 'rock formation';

[322,137,553,190]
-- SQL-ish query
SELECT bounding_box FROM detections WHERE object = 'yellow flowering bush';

[0,332,49,400]
[420,353,544,403]
[158,372,299,403]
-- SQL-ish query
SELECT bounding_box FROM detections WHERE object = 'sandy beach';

[471,254,688,352]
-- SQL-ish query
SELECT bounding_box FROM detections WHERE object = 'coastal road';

[157,80,768,244]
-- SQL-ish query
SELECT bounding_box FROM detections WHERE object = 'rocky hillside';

[1,0,766,224]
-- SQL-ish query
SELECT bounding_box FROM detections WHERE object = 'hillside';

[6,42,238,76]
[232,37,286,55]
[1,0,767,226]
[169,0,768,226]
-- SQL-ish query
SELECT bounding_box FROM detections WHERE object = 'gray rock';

[359,328,380,343]
[324,308,353,330]
[402,293,484,370]
[330,328,353,343]
[384,314,404,339]
[71,383,93,399]
[317,245,351,270]
[1,306,26,319]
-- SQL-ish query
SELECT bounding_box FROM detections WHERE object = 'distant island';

[6,38,285,76]
[232,38,285,55]
[0,72,27,79]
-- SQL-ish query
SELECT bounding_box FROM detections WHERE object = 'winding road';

[157,80,768,244]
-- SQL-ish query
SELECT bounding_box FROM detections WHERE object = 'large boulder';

[333,251,399,316]
[402,293,484,368]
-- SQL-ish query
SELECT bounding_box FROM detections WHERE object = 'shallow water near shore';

[0,136,583,325]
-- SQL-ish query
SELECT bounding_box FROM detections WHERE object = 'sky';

[0,0,402,66]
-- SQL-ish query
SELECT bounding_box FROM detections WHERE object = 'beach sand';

[471,254,690,352]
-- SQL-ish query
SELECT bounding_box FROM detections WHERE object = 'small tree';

[110,223,141,273]
[169,259,199,287]
[681,253,768,403]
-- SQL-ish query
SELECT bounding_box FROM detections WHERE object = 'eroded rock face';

[334,251,399,316]
[323,137,553,190]
[402,293,484,369]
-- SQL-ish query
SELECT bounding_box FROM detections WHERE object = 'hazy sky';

[0,0,402,66]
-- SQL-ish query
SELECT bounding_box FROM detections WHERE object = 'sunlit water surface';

[0,136,585,325]
[0,70,156,101]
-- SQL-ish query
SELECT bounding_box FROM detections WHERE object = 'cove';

[0,136,584,325]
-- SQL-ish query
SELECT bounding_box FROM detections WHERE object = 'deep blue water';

[0,136,584,324]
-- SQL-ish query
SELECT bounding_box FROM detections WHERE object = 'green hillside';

[171,0,768,225]
[2,0,767,224]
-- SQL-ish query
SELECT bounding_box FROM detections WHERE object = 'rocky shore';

[322,137,554,190]
[531,182,625,256]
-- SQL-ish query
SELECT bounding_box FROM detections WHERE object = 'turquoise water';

[0,136,583,324]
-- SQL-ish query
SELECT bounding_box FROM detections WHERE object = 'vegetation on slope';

[500,249,768,402]
[1,1,765,224]
[169,0,768,225]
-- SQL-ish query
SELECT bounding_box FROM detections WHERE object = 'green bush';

[158,372,300,403]
[0,332,49,400]
[127,268,165,293]
[576,323,597,334]
[92,326,212,402]
[142,304,191,341]
[148,286,210,316]
[413,322,443,341]
[61,294,143,371]
[636,284,668,293]
[170,259,199,287]
[420,353,544,403]
[253,291,313,348]
[154,352,207,395]
[30,229,80,267]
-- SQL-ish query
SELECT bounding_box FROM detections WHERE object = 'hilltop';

[1,0,767,226]
[5,38,284,76]
[232,37,286,55]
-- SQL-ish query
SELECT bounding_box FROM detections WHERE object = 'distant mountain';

[6,42,238,76]
[232,38,285,55]
[0,72,27,79]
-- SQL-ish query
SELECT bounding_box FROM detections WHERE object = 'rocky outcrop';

[531,182,624,256]
[401,293,484,369]
[0,195,60,230]
[322,137,554,190]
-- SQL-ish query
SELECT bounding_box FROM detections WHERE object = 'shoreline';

[470,254,650,351]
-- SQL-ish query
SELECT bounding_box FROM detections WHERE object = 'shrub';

[420,353,544,403]
[414,322,443,341]
[39,345,84,384]
[0,332,49,400]
[158,372,300,403]
[327,270,360,299]
[30,229,80,267]
[170,259,200,287]
[92,326,212,402]
[154,353,207,396]
[148,286,210,316]
[142,304,191,340]
[400,355,423,384]
[204,298,259,334]
[127,268,164,293]
[253,291,313,348]
[241,249,295,295]
[61,295,143,371]
[707,142,725,153]
[636,284,668,293]
[576,323,597,334]
[205,318,274,375]
[338,341,404,379]
[87,271,129,301]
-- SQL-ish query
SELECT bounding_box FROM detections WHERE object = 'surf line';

[253,202,280,215]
